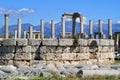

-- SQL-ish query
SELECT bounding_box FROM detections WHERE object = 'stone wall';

[0,39,115,66]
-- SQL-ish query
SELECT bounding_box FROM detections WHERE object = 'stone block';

[31,46,39,52]
[99,39,109,46]
[54,53,62,60]
[14,53,32,60]
[15,46,31,53]
[44,53,55,60]
[108,46,114,52]
[61,53,77,60]
[30,60,46,66]
[98,46,109,52]
[62,53,70,60]
[0,60,8,65]
[70,47,80,53]
[39,46,47,54]
[55,47,63,53]
[16,39,27,46]
[0,46,15,53]
[80,47,89,53]
[2,39,16,46]
[100,53,109,59]
[76,53,89,60]
[46,47,56,53]
[59,39,74,46]
[108,52,115,58]
[78,39,88,46]
[42,39,58,46]
[0,53,14,60]
[14,60,30,66]
[62,47,70,53]
[109,40,114,46]
[28,39,41,46]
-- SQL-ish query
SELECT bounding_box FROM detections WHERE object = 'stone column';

[61,17,65,38]
[33,34,35,39]
[108,19,112,39]
[17,18,21,38]
[89,20,93,38]
[72,18,76,37]
[116,34,119,50]
[80,16,84,38]
[29,26,33,39]
[98,19,102,38]
[24,30,26,39]
[40,19,44,39]
[4,14,9,39]
[51,20,55,39]
[14,30,17,39]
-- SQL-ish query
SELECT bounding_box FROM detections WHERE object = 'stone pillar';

[116,34,119,50]
[14,30,17,39]
[61,17,65,38]
[4,14,9,39]
[98,19,102,38]
[33,34,35,39]
[17,18,21,38]
[80,16,84,38]
[108,19,112,39]
[24,30,26,39]
[72,18,76,37]
[29,26,33,39]
[89,20,93,38]
[40,19,44,39]
[51,20,55,39]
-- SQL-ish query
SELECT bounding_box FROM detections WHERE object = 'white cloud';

[0,7,35,16]
[116,20,120,24]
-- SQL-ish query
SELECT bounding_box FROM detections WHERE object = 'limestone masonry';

[0,12,115,66]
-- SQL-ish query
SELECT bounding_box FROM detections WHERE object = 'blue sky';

[0,0,120,26]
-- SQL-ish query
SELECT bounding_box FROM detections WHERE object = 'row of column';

[4,14,112,39]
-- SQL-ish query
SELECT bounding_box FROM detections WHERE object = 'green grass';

[114,60,120,64]
[7,75,120,80]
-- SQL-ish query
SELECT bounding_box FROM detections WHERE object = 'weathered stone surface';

[0,46,15,53]
[14,53,31,60]
[108,46,114,52]
[55,47,63,53]
[109,40,114,46]
[98,46,109,52]
[100,53,109,59]
[76,53,89,60]
[80,47,89,53]
[77,70,120,76]
[54,53,62,60]
[44,53,55,60]
[70,47,80,53]
[39,46,47,54]
[28,39,41,46]
[14,60,30,66]
[78,39,88,46]
[0,60,8,65]
[46,47,56,53]
[16,46,31,53]
[59,39,74,46]
[62,47,70,53]
[31,46,39,52]
[99,39,109,46]
[2,39,16,46]
[42,39,58,46]
[0,53,14,60]
[30,60,46,66]
[16,39,27,46]
[108,52,115,58]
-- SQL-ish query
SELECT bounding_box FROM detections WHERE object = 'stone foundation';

[0,39,115,66]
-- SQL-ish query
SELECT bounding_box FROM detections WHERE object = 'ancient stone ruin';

[0,12,115,66]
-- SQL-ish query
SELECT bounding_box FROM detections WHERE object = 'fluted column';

[89,20,93,38]
[51,20,55,39]
[29,26,33,39]
[14,30,17,39]
[61,17,65,38]
[98,19,102,38]
[40,19,44,39]
[4,14,9,39]
[17,18,21,38]
[108,19,112,39]
[24,30,26,39]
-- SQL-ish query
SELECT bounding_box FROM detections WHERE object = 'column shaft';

[80,18,84,33]
[29,26,33,39]
[24,30,26,39]
[17,18,21,38]
[72,18,76,36]
[89,20,93,38]
[108,19,112,39]
[14,30,17,39]
[62,17,65,38]
[4,14,9,39]
[40,19,44,39]
[51,20,55,39]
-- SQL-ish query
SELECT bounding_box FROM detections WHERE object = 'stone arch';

[61,12,84,38]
